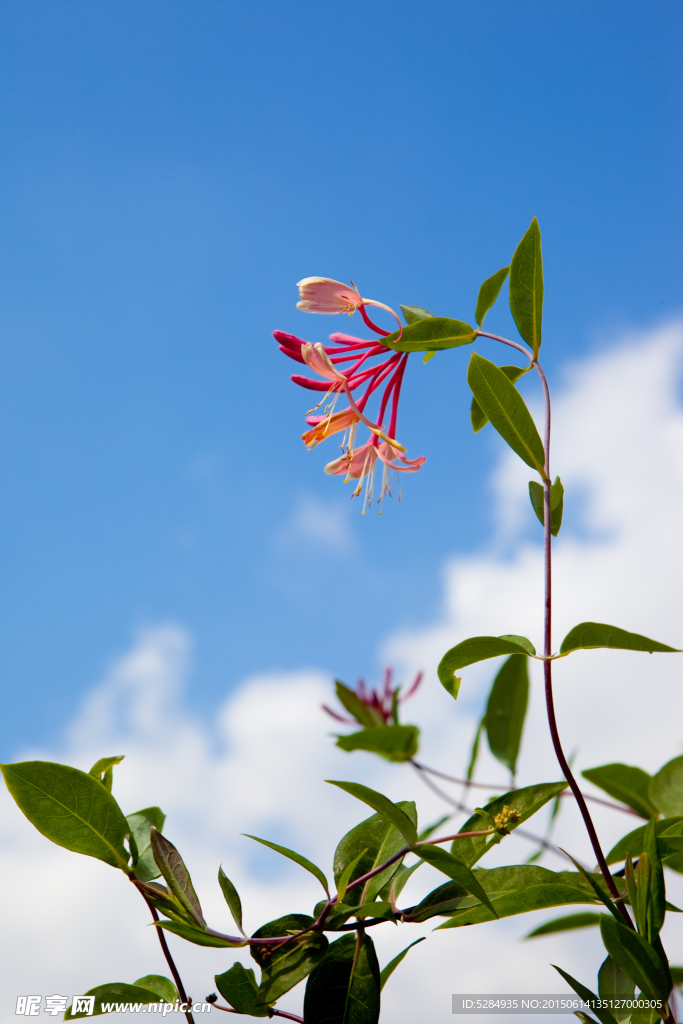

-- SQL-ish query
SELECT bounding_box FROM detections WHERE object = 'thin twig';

[411,761,570,861]
[412,760,640,816]
[133,880,195,1024]
[212,1005,304,1022]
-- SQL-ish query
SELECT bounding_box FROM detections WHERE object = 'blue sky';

[0,0,681,753]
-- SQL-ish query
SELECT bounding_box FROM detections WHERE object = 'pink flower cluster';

[323,667,423,726]
[274,278,426,510]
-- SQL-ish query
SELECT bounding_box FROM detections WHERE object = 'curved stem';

[533,361,634,928]
[475,330,534,362]
[411,760,640,816]
[134,883,195,1023]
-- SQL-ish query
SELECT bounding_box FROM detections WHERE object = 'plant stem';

[213,1006,304,1022]
[133,881,195,1023]
[411,760,640,815]
[533,361,634,929]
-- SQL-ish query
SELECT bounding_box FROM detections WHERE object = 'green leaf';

[606,817,683,865]
[559,622,680,656]
[154,918,245,947]
[415,844,498,919]
[509,216,544,355]
[471,365,528,433]
[449,782,567,867]
[243,835,329,896]
[379,938,425,991]
[337,849,368,903]
[133,976,178,1002]
[438,634,535,696]
[218,866,244,934]
[671,965,683,987]
[598,956,635,1024]
[216,963,269,1016]
[400,305,433,324]
[485,654,529,775]
[88,756,124,792]
[303,933,380,1024]
[467,352,545,473]
[65,983,167,1018]
[335,682,384,728]
[559,850,624,924]
[0,760,131,870]
[466,718,485,782]
[553,965,619,1024]
[126,806,166,882]
[643,818,666,936]
[599,915,670,999]
[529,477,564,536]
[377,859,422,903]
[581,764,657,819]
[336,725,419,763]
[475,266,510,327]
[381,317,476,353]
[333,803,418,908]
[650,755,683,816]
[433,870,595,931]
[251,913,329,1005]
[525,912,603,937]
[326,781,418,844]
[150,829,205,927]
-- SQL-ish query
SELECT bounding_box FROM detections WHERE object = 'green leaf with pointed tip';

[326,781,417,844]
[650,755,683,816]
[377,859,422,903]
[435,882,598,930]
[381,317,476,353]
[525,912,603,937]
[600,915,670,999]
[581,764,657,819]
[250,913,329,1005]
[466,717,485,782]
[561,850,624,924]
[304,933,380,1024]
[337,849,367,903]
[598,956,635,1024]
[471,364,528,432]
[423,349,437,363]
[400,305,433,324]
[333,802,418,908]
[606,817,683,865]
[133,976,178,1002]
[529,477,564,536]
[154,919,245,947]
[65,983,168,1019]
[336,725,419,763]
[644,818,666,935]
[88,755,124,792]
[150,829,205,926]
[335,682,384,728]
[467,352,545,472]
[216,962,269,1016]
[485,654,529,775]
[218,866,244,933]
[379,938,425,991]
[126,807,165,882]
[438,634,534,695]
[553,965,618,1024]
[450,782,567,867]
[0,760,131,870]
[559,622,680,656]
[509,217,544,355]
[415,844,498,919]
[475,266,510,327]
[243,835,329,896]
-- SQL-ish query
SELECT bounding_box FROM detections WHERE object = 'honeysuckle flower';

[302,407,358,449]
[296,277,403,340]
[323,667,423,726]
[273,282,425,509]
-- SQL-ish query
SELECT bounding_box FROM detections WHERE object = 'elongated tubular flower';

[302,407,358,449]
[323,667,424,726]
[296,277,403,342]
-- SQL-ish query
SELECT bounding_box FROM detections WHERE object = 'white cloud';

[3,323,683,1022]
[277,494,355,552]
